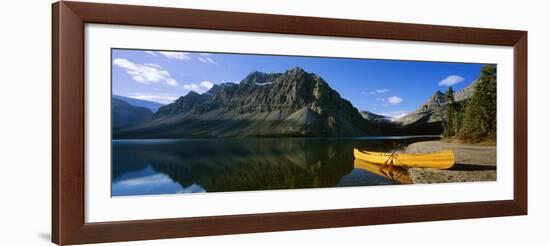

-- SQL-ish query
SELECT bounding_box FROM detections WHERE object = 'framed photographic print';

[52,1,527,245]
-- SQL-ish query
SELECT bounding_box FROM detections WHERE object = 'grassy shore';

[404,140,496,184]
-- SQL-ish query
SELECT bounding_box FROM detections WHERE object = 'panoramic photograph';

[111,48,497,197]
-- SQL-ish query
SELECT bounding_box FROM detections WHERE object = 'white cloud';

[183,84,201,92]
[113,58,136,69]
[151,51,191,61]
[375,98,385,102]
[113,58,178,86]
[183,80,215,93]
[145,51,216,64]
[376,111,410,121]
[221,80,238,84]
[439,75,464,86]
[166,79,178,86]
[129,94,178,104]
[144,51,157,56]
[197,53,217,64]
[391,113,408,120]
[369,88,389,95]
[387,96,403,105]
[200,81,214,89]
[144,63,161,68]
[160,52,190,60]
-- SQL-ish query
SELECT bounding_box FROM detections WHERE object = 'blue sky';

[112,49,486,118]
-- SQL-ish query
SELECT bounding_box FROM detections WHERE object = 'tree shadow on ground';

[449,163,496,171]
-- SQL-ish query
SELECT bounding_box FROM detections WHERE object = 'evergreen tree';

[442,86,459,137]
[459,65,497,142]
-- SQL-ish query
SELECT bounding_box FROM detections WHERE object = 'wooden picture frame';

[52,1,527,245]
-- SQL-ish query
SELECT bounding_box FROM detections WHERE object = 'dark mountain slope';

[112,94,164,113]
[153,91,210,119]
[115,67,379,138]
[392,81,477,135]
[112,98,153,128]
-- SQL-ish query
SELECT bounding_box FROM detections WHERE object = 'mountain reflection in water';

[112,137,439,196]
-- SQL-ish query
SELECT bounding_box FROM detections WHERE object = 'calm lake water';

[112,136,440,196]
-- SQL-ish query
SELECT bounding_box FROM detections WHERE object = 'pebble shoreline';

[404,141,497,184]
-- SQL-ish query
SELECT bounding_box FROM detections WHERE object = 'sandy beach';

[404,141,496,184]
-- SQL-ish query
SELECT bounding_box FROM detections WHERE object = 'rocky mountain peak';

[360,110,388,123]
[184,91,201,97]
[454,80,477,102]
[240,70,282,85]
[417,90,446,113]
[285,66,306,75]
[116,67,379,138]
[415,81,477,114]
[394,80,478,133]
[205,82,236,95]
[206,68,333,114]
[153,91,209,119]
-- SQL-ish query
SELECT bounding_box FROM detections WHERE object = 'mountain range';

[384,80,477,134]
[112,94,165,112]
[112,98,153,128]
[395,80,476,125]
[112,67,478,138]
[114,67,379,138]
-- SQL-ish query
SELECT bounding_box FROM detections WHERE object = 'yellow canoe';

[353,148,455,169]
[354,159,412,184]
